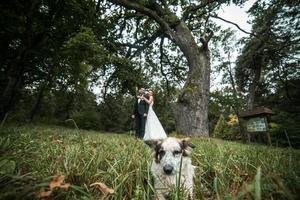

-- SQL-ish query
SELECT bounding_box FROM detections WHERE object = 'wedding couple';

[132,87,167,141]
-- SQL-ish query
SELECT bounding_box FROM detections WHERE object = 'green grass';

[0,125,299,199]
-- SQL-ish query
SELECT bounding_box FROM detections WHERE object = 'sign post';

[240,107,274,145]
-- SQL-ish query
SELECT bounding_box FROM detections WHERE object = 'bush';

[98,94,134,132]
[270,111,300,148]
[70,110,102,130]
[213,114,229,138]
[213,114,241,140]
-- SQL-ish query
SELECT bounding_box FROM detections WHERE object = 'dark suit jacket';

[133,98,149,116]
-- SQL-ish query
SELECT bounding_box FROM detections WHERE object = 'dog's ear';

[145,140,163,163]
[180,138,195,156]
[144,140,162,150]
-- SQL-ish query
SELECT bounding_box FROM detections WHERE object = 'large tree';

[236,0,300,109]
[104,0,246,136]
[0,0,100,121]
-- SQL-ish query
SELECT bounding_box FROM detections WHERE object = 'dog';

[147,137,195,200]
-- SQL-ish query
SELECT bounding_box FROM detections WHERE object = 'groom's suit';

[133,96,149,138]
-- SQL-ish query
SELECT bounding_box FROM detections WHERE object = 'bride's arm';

[143,96,153,104]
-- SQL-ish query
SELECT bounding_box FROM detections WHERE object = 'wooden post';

[264,116,272,146]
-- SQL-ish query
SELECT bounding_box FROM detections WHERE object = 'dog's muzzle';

[163,164,173,175]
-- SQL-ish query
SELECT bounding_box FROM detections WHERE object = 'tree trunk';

[29,83,47,122]
[0,77,21,120]
[0,0,38,121]
[65,94,74,119]
[29,64,54,122]
[0,51,27,120]
[247,68,261,110]
[172,22,210,136]
[226,58,248,142]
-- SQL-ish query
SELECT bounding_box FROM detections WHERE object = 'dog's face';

[150,137,194,175]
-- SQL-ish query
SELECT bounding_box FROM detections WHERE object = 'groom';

[132,87,149,139]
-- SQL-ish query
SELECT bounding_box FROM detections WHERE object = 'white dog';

[147,137,195,200]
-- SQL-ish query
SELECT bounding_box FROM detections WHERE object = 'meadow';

[0,125,299,200]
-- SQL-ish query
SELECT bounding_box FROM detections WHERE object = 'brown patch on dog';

[145,140,163,163]
[154,142,163,163]
[180,138,195,157]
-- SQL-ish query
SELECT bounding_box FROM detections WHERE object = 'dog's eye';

[173,150,182,155]
[159,150,165,157]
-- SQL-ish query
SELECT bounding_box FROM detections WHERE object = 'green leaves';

[63,27,105,68]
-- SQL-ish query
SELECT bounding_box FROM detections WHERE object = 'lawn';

[0,125,299,199]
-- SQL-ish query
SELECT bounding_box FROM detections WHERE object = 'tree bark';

[65,94,74,120]
[0,50,28,120]
[28,65,54,122]
[29,85,46,122]
[172,22,210,136]
[247,67,261,110]
[0,0,39,121]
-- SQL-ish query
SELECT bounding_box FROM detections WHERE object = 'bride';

[141,89,167,141]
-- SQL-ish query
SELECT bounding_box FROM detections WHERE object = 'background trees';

[210,0,300,146]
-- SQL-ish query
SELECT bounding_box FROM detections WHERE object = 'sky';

[214,0,256,39]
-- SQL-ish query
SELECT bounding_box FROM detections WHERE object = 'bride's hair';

[148,89,155,96]
[144,89,154,98]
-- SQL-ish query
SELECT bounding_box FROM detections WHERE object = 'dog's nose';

[163,165,173,175]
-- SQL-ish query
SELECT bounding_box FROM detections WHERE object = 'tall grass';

[0,125,299,199]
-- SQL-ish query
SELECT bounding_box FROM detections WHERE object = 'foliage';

[212,114,241,140]
[209,89,246,134]
[71,110,102,130]
[0,125,299,199]
[213,114,228,138]
[98,94,134,132]
[235,0,300,106]
[58,27,106,90]
[270,111,300,148]
[0,0,102,114]
[208,0,300,145]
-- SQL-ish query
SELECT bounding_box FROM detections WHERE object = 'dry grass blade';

[36,188,52,198]
[49,175,66,189]
[90,182,114,194]
[36,175,70,199]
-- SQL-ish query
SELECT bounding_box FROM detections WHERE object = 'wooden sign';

[246,117,267,132]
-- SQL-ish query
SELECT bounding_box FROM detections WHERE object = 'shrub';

[213,114,241,140]
[70,110,102,130]
[270,111,300,148]
[213,114,229,138]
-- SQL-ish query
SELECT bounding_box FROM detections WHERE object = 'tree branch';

[117,28,163,57]
[210,15,256,37]
[127,29,164,58]
[182,0,218,21]
[159,36,170,92]
[108,0,172,33]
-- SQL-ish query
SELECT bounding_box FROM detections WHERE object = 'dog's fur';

[147,137,195,200]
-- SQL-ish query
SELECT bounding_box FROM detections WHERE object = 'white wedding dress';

[143,102,167,141]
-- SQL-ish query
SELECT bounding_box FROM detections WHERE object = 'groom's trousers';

[136,114,146,138]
